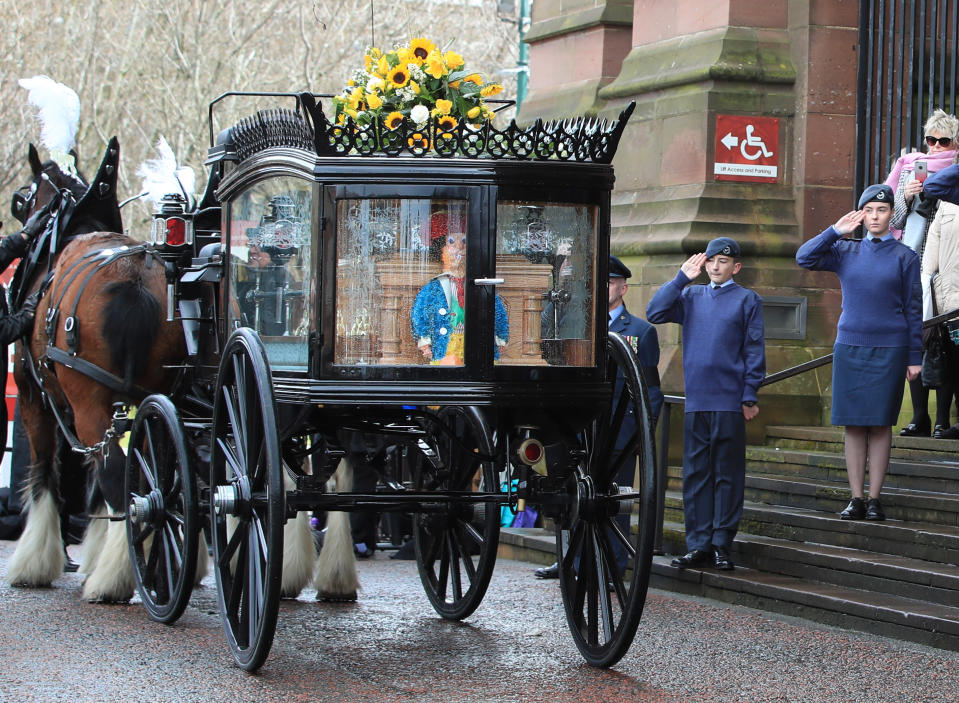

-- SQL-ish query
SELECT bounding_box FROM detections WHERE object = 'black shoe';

[934,424,947,439]
[899,419,931,437]
[939,425,959,440]
[712,546,734,571]
[865,498,886,521]
[671,549,711,569]
[840,497,866,520]
[535,562,559,579]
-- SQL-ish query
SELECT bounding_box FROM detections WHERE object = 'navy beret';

[705,237,741,259]
[609,255,632,279]
[857,184,894,208]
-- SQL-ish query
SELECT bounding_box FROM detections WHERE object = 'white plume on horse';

[136,136,196,210]
[18,75,80,155]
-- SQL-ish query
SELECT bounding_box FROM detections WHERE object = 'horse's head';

[10,143,87,225]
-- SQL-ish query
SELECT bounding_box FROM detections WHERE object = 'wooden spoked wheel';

[413,405,500,620]
[125,393,198,625]
[210,328,284,671]
[557,332,657,667]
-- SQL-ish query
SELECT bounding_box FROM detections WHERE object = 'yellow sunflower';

[388,65,410,89]
[434,99,453,116]
[437,115,458,132]
[409,37,435,62]
[385,111,405,130]
[481,83,503,98]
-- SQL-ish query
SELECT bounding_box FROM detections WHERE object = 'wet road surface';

[0,540,956,703]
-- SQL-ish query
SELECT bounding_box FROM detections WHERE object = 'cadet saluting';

[796,184,922,522]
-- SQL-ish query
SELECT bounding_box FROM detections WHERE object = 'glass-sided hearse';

[138,93,655,672]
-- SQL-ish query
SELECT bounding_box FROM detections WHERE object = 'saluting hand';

[680,253,707,280]
[833,210,866,235]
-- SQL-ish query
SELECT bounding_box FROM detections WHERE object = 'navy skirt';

[831,343,908,426]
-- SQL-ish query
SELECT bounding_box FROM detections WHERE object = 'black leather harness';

[42,242,162,398]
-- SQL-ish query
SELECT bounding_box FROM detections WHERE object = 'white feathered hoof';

[79,513,108,576]
[7,490,64,587]
[81,519,134,603]
[313,459,359,602]
[194,538,209,587]
[281,511,316,599]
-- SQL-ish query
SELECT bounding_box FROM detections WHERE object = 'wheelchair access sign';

[713,115,779,183]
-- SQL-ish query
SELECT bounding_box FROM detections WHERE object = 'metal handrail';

[651,305,959,552]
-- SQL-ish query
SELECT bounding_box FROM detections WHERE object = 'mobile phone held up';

[915,160,929,182]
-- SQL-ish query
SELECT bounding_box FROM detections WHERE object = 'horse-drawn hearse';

[7,85,656,672]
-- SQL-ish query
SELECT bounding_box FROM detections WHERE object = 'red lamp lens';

[165,217,186,246]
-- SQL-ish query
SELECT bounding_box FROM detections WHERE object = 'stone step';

[649,555,959,651]
[664,493,959,564]
[659,521,959,604]
[745,446,959,494]
[765,425,959,462]
[742,474,959,527]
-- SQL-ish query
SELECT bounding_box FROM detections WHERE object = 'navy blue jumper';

[646,271,765,552]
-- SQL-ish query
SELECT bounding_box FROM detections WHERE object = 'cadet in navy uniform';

[646,237,765,571]
[796,184,922,522]
[534,255,663,579]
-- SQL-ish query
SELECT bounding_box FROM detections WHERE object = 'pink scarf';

[884,149,956,238]
[885,149,957,189]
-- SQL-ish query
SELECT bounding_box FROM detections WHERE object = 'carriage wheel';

[413,406,500,620]
[125,394,198,625]
[557,332,657,667]
[210,328,284,671]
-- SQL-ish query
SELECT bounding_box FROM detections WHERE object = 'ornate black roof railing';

[207,91,635,166]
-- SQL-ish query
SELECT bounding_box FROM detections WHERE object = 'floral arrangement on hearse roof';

[330,37,505,154]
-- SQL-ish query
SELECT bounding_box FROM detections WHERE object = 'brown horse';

[6,140,187,601]
[6,140,325,604]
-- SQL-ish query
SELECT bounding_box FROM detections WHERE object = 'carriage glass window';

[496,202,596,367]
[227,178,312,370]
[334,198,471,366]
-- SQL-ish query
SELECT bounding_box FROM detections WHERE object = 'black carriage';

[125,93,656,671]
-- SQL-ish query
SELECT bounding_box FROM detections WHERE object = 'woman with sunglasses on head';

[886,109,959,437]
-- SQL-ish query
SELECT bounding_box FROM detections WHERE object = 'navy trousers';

[682,411,746,551]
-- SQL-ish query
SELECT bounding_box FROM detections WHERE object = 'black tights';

[908,378,958,426]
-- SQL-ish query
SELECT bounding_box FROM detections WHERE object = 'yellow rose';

[409,80,421,95]
[434,99,453,115]
[366,92,383,110]
[467,106,481,119]
[444,51,464,70]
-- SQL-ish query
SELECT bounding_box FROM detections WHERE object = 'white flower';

[367,76,385,93]
[409,64,426,82]
[411,104,429,126]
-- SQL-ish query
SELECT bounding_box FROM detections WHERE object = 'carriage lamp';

[517,437,544,465]
[151,193,194,247]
